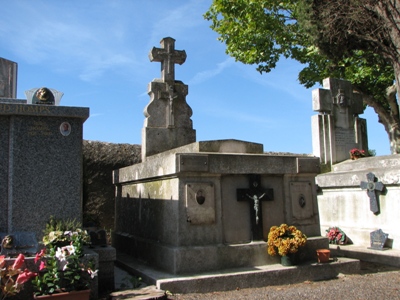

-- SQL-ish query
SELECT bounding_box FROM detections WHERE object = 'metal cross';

[237,174,273,241]
[360,172,384,214]
[149,37,186,83]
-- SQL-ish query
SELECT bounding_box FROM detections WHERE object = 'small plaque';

[290,182,314,220]
[177,154,209,172]
[185,182,215,224]
[60,122,71,136]
[368,229,389,250]
[0,232,38,256]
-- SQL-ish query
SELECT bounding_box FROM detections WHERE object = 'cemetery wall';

[82,141,141,230]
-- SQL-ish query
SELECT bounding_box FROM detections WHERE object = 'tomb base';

[113,140,321,274]
[317,154,400,249]
[115,252,360,294]
[113,234,328,274]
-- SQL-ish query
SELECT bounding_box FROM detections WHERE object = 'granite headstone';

[368,229,389,250]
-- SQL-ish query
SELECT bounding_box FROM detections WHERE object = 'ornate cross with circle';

[360,172,384,214]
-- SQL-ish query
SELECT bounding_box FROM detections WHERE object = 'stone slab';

[329,244,400,267]
[114,144,320,184]
[116,253,360,294]
[316,155,400,187]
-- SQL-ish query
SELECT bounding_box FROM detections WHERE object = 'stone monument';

[142,37,196,161]
[0,62,89,240]
[113,38,325,277]
[312,79,400,255]
[312,78,368,167]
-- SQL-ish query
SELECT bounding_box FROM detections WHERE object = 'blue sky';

[0,0,391,155]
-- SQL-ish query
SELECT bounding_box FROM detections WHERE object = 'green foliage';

[204,0,399,153]
[43,216,83,237]
[33,222,96,296]
[368,149,376,157]
[204,0,303,74]
[204,1,394,96]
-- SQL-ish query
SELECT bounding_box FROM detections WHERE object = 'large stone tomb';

[0,100,89,240]
[113,139,321,274]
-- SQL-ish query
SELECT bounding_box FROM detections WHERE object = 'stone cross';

[311,78,368,166]
[149,37,187,83]
[360,172,384,214]
[237,175,273,240]
[142,38,196,161]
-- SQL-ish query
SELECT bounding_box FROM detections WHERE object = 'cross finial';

[149,37,186,83]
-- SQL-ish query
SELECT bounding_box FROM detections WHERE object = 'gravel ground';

[168,262,400,300]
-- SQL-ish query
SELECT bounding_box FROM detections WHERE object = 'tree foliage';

[204,0,400,153]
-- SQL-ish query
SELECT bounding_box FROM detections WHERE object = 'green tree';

[204,0,399,154]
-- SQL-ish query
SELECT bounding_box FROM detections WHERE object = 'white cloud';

[188,57,235,85]
[149,1,208,48]
[0,1,138,82]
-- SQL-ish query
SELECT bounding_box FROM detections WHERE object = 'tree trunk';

[360,85,400,155]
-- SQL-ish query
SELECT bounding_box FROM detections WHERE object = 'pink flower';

[35,249,46,264]
[12,254,25,270]
[16,269,37,285]
[0,255,5,268]
[39,261,46,271]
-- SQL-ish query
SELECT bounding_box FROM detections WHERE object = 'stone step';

[115,253,360,294]
[329,244,400,267]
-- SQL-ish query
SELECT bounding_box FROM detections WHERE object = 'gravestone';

[368,229,389,250]
[0,64,89,240]
[113,38,323,275]
[311,78,368,166]
[142,37,196,161]
[0,100,89,240]
[0,58,17,99]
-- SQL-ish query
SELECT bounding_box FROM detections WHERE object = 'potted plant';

[326,227,347,245]
[0,253,37,299]
[32,227,97,299]
[349,148,365,160]
[267,224,307,266]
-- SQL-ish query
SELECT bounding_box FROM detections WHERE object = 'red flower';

[12,254,25,270]
[0,255,5,268]
[16,269,37,285]
[39,261,46,271]
[34,248,46,264]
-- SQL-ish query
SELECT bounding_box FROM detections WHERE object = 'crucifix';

[360,172,385,214]
[149,37,187,83]
[237,174,274,240]
[166,83,177,128]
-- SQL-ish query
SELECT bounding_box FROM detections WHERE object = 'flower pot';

[34,290,90,300]
[280,255,292,266]
[316,249,330,263]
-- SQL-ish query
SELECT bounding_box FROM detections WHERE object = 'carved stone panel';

[185,182,215,224]
[290,181,314,220]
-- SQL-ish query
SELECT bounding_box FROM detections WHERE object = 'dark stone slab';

[368,229,389,250]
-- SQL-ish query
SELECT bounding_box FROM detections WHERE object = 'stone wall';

[82,140,141,230]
